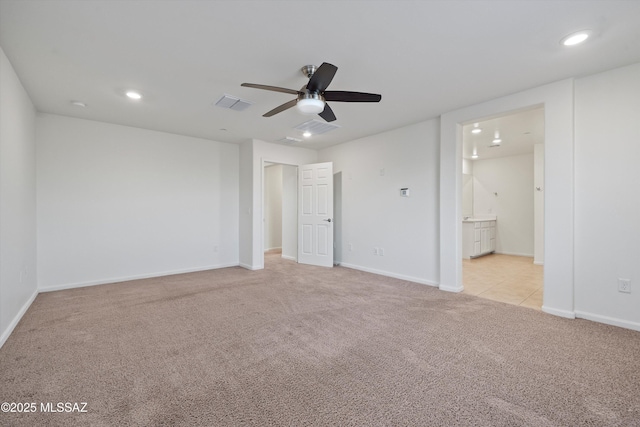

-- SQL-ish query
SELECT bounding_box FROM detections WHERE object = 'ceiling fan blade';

[324,91,382,102]
[241,83,300,96]
[306,62,338,93]
[263,98,298,117]
[318,103,337,122]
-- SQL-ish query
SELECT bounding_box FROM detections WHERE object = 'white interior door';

[298,162,333,267]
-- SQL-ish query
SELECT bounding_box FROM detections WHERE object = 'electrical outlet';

[373,247,379,256]
[348,243,353,252]
[379,248,385,256]
[618,278,631,293]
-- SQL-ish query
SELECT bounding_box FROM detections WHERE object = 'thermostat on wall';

[400,188,410,197]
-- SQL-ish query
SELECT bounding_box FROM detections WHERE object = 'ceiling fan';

[241,62,381,122]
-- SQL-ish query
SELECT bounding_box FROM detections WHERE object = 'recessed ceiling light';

[471,123,482,134]
[302,131,312,138]
[126,91,142,100]
[561,30,591,46]
[70,101,87,107]
[471,154,479,159]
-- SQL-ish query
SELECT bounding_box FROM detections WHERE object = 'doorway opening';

[263,162,298,267]
[460,106,545,310]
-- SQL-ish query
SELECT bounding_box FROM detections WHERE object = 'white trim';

[542,305,575,319]
[533,261,544,266]
[494,251,534,258]
[281,254,296,261]
[239,263,262,271]
[0,290,38,349]
[575,310,640,332]
[264,247,282,252]
[38,263,239,293]
[439,284,464,293]
[339,262,438,287]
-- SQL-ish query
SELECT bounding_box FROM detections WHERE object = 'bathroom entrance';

[460,106,545,309]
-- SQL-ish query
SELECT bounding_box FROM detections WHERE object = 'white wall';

[239,140,254,269]
[462,158,473,218]
[318,119,440,285]
[264,164,283,251]
[533,144,544,265]
[36,114,239,290]
[333,171,343,265]
[472,153,534,257]
[281,164,298,261]
[0,47,38,347]
[574,62,640,330]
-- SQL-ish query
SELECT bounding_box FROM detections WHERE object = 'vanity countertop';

[462,216,497,223]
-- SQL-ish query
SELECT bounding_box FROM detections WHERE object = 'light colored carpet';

[1,253,639,426]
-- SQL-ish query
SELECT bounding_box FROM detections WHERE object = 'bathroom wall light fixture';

[492,131,501,144]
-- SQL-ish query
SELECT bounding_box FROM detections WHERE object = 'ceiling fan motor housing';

[297,89,325,114]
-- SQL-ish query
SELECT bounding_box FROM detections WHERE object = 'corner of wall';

[0,290,38,349]
[0,46,38,348]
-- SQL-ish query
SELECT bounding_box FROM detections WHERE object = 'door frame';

[459,106,545,291]
[261,159,299,268]
[440,79,575,319]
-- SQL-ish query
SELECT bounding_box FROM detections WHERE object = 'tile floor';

[462,253,543,310]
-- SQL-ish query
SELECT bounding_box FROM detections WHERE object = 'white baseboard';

[533,261,544,266]
[239,263,262,271]
[264,247,282,253]
[39,263,239,293]
[440,284,464,293]
[281,255,296,261]
[542,305,576,319]
[495,251,535,258]
[339,262,438,287]
[0,289,38,349]
[575,310,640,332]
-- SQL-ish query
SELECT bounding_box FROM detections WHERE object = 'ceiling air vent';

[294,119,341,135]
[277,137,302,144]
[214,94,253,111]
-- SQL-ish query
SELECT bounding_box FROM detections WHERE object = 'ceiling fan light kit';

[241,62,381,122]
[297,94,325,114]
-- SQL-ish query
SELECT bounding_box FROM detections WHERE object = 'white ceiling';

[1,1,639,150]
[463,107,544,161]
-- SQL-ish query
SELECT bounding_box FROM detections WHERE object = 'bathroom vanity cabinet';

[462,219,496,259]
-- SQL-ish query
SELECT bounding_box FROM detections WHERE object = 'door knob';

[323,218,332,223]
